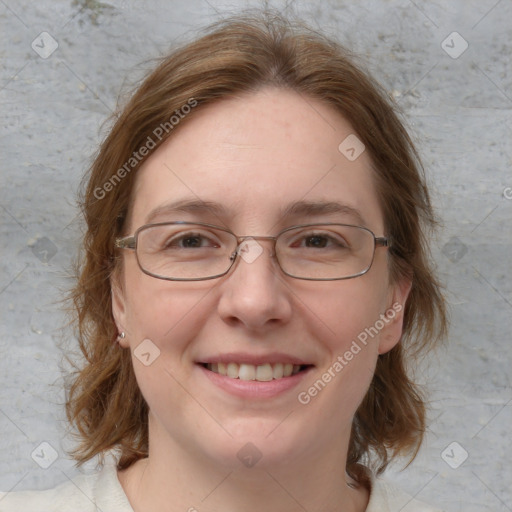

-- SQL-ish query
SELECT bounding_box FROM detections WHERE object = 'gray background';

[0,0,511,510]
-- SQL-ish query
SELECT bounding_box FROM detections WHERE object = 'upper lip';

[196,352,314,366]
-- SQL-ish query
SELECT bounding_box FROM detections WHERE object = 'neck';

[118,417,369,512]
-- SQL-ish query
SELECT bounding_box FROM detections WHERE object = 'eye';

[290,231,349,249]
[163,231,220,249]
[303,234,332,248]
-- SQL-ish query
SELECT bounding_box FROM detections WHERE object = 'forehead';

[129,88,384,233]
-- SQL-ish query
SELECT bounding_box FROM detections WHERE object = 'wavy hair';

[65,10,447,484]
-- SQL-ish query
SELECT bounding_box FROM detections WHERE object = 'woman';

[0,10,447,511]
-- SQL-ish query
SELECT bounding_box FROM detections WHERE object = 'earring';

[116,332,126,343]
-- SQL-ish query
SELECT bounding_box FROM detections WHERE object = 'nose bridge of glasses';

[236,234,277,243]
[235,235,277,252]
[228,235,278,265]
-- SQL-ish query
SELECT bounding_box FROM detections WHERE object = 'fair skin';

[113,87,411,512]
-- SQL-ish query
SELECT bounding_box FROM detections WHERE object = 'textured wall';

[0,1,511,510]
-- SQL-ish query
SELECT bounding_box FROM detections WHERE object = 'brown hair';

[66,10,447,482]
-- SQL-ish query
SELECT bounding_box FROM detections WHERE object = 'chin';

[201,419,312,470]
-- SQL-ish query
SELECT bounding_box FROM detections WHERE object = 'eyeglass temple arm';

[375,236,390,247]
[115,236,136,249]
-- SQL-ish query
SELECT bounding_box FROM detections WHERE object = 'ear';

[111,273,130,348]
[377,277,412,355]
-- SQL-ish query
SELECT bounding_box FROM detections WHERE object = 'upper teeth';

[206,362,302,381]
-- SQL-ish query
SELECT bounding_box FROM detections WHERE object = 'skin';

[112,87,411,512]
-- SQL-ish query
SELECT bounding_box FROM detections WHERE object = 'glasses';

[115,221,390,281]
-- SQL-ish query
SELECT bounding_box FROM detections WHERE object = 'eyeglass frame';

[114,221,391,282]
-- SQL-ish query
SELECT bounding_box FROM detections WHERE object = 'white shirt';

[0,461,443,511]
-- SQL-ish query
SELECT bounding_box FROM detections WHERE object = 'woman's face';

[112,87,410,469]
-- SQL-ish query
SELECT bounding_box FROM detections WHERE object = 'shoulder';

[0,461,133,512]
[367,476,444,512]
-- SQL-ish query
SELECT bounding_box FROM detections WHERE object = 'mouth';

[199,362,313,382]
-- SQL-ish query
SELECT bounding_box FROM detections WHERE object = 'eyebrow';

[144,198,367,227]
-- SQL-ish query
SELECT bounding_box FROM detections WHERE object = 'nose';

[216,237,293,331]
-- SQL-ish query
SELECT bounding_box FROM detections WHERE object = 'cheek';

[121,271,217,425]
[122,256,212,345]
[295,277,389,409]
[296,332,378,434]
[303,275,390,356]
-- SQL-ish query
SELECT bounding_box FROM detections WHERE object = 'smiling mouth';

[200,362,312,381]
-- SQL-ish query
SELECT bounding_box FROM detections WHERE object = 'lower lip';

[198,364,313,399]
